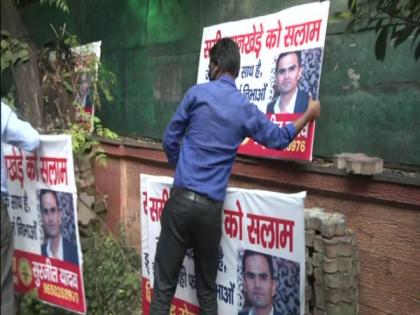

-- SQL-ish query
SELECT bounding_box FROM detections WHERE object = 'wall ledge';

[95,137,420,208]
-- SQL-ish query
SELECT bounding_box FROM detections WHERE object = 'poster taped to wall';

[72,41,102,133]
[197,1,330,161]
[140,174,306,315]
[3,135,86,314]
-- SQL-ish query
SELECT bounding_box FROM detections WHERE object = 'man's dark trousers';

[149,189,223,315]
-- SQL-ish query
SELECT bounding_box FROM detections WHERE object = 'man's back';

[164,75,296,201]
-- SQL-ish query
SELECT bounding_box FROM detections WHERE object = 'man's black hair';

[242,249,274,278]
[209,37,241,78]
[276,50,302,70]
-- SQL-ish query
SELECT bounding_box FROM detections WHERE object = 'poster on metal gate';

[197,1,330,161]
[140,174,306,315]
[3,135,86,314]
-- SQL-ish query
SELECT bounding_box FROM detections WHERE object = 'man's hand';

[307,99,321,121]
[292,99,321,135]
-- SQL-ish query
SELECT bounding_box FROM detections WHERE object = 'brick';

[79,192,95,208]
[93,199,107,214]
[324,237,339,258]
[305,230,316,246]
[333,153,366,169]
[76,155,92,172]
[354,286,359,301]
[353,258,360,276]
[311,216,323,232]
[352,246,359,260]
[78,200,97,226]
[312,252,324,267]
[324,273,341,289]
[76,175,95,189]
[304,214,310,230]
[325,287,341,304]
[326,302,342,315]
[314,267,324,282]
[305,283,313,301]
[340,272,354,289]
[345,228,357,245]
[354,278,359,290]
[341,302,357,315]
[339,238,353,257]
[340,288,355,303]
[314,235,324,253]
[313,307,326,315]
[334,214,347,236]
[345,155,383,175]
[314,282,325,309]
[345,228,355,237]
[305,207,324,231]
[320,218,336,238]
[306,259,313,276]
[323,257,338,273]
[337,257,353,273]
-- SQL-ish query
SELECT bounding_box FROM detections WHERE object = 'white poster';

[197,1,330,161]
[140,174,305,315]
[3,135,86,314]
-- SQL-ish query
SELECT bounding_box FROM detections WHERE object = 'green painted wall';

[18,0,420,165]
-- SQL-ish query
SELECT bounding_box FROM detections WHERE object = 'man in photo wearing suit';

[239,250,281,315]
[40,189,79,265]
[266,51,309,114]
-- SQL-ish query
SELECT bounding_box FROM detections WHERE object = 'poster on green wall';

[198,1,330,161]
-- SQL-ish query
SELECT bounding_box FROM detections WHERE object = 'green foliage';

[0,31,30,73]
[39,0,69,13]
[2,1,119,164]
[39,24,119,163]
[332,0,420,60]
[82,226,142,315]
[19,227,142,315]
[68,115,119,167]
[1,0,69,73]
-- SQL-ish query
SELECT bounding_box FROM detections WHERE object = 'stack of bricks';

[304,208,360,315]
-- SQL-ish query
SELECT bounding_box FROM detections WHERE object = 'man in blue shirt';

[1,101,40,315]
[150,38,320,315]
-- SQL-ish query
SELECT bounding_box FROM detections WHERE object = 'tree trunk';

[1,0,45,130]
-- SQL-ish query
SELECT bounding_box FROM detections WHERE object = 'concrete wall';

[94,140,420,315]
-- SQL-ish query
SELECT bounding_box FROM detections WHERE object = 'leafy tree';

[1,0,118,161]
[333,0,420,61]
[0,0,64,128]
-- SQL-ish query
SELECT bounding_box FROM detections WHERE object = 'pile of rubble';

[304,208,360,315]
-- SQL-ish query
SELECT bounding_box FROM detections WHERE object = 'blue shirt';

[163,75,297,201]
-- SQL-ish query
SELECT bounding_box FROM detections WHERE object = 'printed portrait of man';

[239,250,281,315]
[266,50,309,114]
[40,189,79,265]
